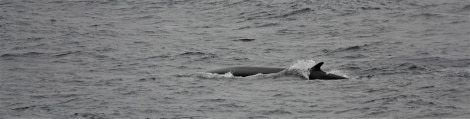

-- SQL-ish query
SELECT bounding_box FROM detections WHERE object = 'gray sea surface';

[1,0,470,118]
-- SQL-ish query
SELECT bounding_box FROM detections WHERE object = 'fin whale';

[207,62,347,80]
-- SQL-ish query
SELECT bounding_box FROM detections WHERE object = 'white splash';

[287,59,317,79]
[199,72,235,79]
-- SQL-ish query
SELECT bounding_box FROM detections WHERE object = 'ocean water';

[1,0,470,118]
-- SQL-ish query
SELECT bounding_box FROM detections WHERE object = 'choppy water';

[1,0,470,118]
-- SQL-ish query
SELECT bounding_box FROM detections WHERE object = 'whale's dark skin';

[307,62,347,80]
[208,67,285,77]
[207,62,347,80]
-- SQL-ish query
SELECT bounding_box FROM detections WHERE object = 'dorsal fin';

[311,62,324,71]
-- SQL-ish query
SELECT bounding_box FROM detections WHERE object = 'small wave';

[260,109,293,115]
[331,45,361,53]
[274,8,312,18]
[396,62,428,71]
[410,13,446,20]
[1,52,45,58]
[438,68,470,77]
[178,51,215,56]
[327,69,349,79]
[54,51,80,57]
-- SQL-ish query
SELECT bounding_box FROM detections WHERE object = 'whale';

[207,62,347,80]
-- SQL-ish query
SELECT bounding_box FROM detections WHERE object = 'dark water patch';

[30,95,47,99]
[88,29,120,38]
[51,94,89,99]
[248,116,269,119]
[176,51,218,62]
[187,85,207,89]
[93,46,116,53]
[297,109,332,114]
[396,62,428,71]
[11,105,53,113]
[439,88,469,101]
[274,8,312,19]
[52,50,114,63]
[362,95,419,105]
[437,105,459,110]
[364,88,399,94]
[230,56,250,61]
[342,54,368,59]
[405,57,470,68]
[406,99,436,106]
[331,45,361,53]
[199,98,226,103]
[261,109,293,115]
[139,54,171,61]
[411,13,446,20]
[11,43,47,50]
[276,29,305,35]
[179,51,210,56]
[21,37,43,41]
[219,103,245,108]
[239,10,276,21]
[113,86,151,96]
[365,108,398,117]
[255,22,279,28]
[54,51,80,57]
[335,107,371,114]
[0,1,13,5]
[94,78,124,86]
[355,57,470,77]
[236,26,251,30]
[264,48,284,53]
[197,105,235,113]
[72,112,108,119]
[272,92,294,97]
[355,34,378,38]
[57,97,102,106]
[223,0,263,8]
[337,9,359,16]
[11,106,33,111]
[1,52,47,59]
[341,64,362,71]
[171,89,213,96]
[416,112,453,118]
[460,4,470,12]
[360,7,381,10]
[324,43,382,59]
[137,77,158,82]
[233,38,256,42]
[442,68,470,78]
[417,85,435,90]
[137,15,156,20]
[173,73,196,78]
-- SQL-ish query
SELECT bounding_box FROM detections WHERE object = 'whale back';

[207,62,347,80]
[208,67,285,77]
